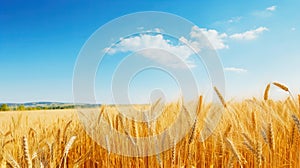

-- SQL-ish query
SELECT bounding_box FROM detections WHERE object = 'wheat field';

[1,82,300,168]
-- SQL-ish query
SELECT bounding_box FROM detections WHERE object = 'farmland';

[0,84,300,167]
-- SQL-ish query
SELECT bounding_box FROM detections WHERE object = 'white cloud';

[105,34,195,68]
[104,26,228,68]
[266,5,277,11]
[182,26,228,51]
[104,26,269,69]
[212,17,242,28]
[253,6,277,18]
[230,27,268,40]
[291,27,296,31]
[228,16,242,23]
[224,67,248,73]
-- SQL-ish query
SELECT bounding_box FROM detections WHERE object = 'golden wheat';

[264,83,271,101]
[22,136,32,168]
[267,123,275,152]
[1,82,300,167]
[272,82,289,92]
[214,86,226,108]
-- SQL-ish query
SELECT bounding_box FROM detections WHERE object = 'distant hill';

[0,102,101,111]
[1,102,70,107]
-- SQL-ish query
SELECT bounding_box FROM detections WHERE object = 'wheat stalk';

[2,139,14,148]
[252,111,257,131]
[197,95,203,115]
[1,158,6,168]
[273,82,289,92]
[22,136,32,168]
[225,138,242,165]
[261,129,268,144]
[214,86,226,108]
[255,141,262,167]
[124,130,137,146]
[62,120,72,142]
[73,149,91,168]
[40,162,44,168]
[227,155,235,168]
[268,123,275,151]
[31,151,37,161]
[6,155,20,168]
[290,124,296,147]
[243,141,255,154]
[151,98,161,113]
[131,117,138,138]
[105,135,111,154]
[188,119,197,144]
[59,136,76,168]
[56,129,61,151]
[97,105,105,124]
[4,131,12,137]
[298,94,300,113]
[223,124,232,138]
[155,143,163,168]
[64,136,76,156]
[264,83,271,101]
[291,114,300,133]
[171,139,176,168]
[242,133,255,147]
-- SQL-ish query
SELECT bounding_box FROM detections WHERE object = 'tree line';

[0,104,75,111]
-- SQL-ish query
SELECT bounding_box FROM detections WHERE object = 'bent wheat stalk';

[273,82,296,102]
[273,82,289,92]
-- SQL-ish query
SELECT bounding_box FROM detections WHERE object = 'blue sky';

[1,0,300,103]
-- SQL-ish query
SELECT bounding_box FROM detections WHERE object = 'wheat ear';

[261,129,268,144]
[273,82,296,101]
[242,133,255,148]
[214,86,226,108]
[223,124,232,138]
[252,111,257,131]
[225,138,242,165]
[267,123,275,151]
[273,82,289,92]
[6,155,20,168]
[62,120,72,142]
[97,105,105,123]
[73,149,91,168]
[171,139,176,168]
[255,141,262,167]
[188,119,197,144]
[298,94,300,113]
[291,114,300,133]
[290,124,296,147]
[197,95,203,115]
[243,141,255,154]
[2,139,14,148]
[22,136,32,168]
[64,136,76,156]
[59,136,76,168]
[264,83,271,101]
